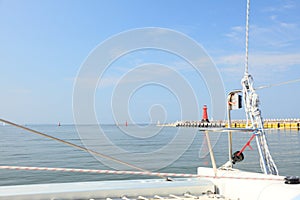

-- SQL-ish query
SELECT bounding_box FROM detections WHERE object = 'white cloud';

[97,64,178,89]
[225,21,300,49]
[250,53,300,68]
[262,1,296,12]
[225,0,300,49]
[218,52,300,68]
[98,76,119,88]
[216,54,244,66]
[217,52,300,81]
[224,26,244,45]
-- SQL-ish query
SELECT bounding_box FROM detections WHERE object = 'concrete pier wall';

[160,119,300,130]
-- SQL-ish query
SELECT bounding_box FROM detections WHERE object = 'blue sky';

[0,0,299,124]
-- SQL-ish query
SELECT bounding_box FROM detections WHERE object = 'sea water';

[0,124,299,186]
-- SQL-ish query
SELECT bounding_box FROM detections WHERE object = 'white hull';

[0,178,215,200]
[197,167,300,200]
[0,168,299,200]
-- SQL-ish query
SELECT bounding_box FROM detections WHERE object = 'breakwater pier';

[159,106,300,130]
[159,119,300,130]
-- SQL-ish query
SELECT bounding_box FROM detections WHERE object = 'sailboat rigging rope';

[256,78,300,90]
[244,0,250,75]
[0,119,167,180]
[0,165,284,181]
[241,0,278,175]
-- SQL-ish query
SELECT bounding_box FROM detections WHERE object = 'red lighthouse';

[201,105,210,122]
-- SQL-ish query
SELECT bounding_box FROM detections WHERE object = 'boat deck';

[96,193,228,200]
[0,178,230,200]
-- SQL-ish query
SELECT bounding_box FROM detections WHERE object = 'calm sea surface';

[0,124,299,186]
